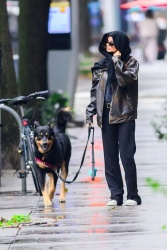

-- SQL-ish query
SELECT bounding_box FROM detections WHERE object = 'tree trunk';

[19,0,50,96]
[0,0,17,98]
[0,0,20,169]
[79,0,91,53]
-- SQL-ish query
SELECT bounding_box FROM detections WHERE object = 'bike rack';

[0,104,26,192]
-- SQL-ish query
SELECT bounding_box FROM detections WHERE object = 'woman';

[137,9,158,63]
[86,31,141,206]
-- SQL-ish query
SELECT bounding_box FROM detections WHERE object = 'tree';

[0,0,17,98]
[18,0,51,123]
[0,0,20,169]
[79,0,91,53]
[19,0,50,96]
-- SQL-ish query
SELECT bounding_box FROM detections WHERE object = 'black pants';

[102,107,141,205]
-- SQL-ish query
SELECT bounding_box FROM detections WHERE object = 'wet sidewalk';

[1,61,167,249]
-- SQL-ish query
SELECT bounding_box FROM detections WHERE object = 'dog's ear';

[34,121,40,128]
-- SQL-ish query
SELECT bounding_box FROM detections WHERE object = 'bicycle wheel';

[25,128,42,196]
[22,132,39,194]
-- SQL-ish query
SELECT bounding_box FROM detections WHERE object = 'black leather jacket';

[86,56,139,127]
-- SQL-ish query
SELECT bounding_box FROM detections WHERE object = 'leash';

[59,126,94,184]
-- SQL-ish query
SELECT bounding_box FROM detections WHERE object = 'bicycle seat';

[11,96,29,106]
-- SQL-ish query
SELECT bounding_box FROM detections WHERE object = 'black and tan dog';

[34,107,72,207]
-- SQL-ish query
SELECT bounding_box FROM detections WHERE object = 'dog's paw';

[59,199,66,203]
[44,200,52,207]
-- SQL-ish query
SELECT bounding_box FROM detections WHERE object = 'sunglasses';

[105,41,115,46]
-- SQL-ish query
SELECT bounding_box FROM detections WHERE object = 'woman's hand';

[86,123,94,128]
[113,50,121,57]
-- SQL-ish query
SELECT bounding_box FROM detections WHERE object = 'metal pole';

[0,104,26,192]
[0,43,2,186]
[0,44,26,192]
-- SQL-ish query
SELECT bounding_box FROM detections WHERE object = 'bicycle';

[0,90,49,194]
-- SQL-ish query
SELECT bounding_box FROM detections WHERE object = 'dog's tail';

[54,107,72,133]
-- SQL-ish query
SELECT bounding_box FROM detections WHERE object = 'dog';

[33,107,72,207]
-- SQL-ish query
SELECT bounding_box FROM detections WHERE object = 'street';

[1,61,167,249]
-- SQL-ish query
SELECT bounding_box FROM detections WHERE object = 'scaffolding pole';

[0,42,2,186]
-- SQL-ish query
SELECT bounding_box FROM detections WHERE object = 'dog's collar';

[35,157,55,169]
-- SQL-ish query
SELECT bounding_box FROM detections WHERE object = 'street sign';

[47,0,71,50]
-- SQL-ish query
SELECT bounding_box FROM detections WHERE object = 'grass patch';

[79,54,96,77]
[146,177,167,196]
[0,214,31,228]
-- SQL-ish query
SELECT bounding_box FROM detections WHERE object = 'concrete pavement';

[1,60,167,249]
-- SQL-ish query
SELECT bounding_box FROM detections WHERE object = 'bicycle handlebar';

[0,99,12,104]
[2,90,49,106]
[0,90,49,106]
[27,90,49,99]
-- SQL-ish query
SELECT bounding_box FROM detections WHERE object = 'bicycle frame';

[17,104,41,194]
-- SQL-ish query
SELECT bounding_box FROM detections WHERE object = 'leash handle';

[90,127,95,180]
[59,126,94,184]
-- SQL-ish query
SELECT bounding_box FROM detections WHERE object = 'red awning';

[120,0,167,10]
